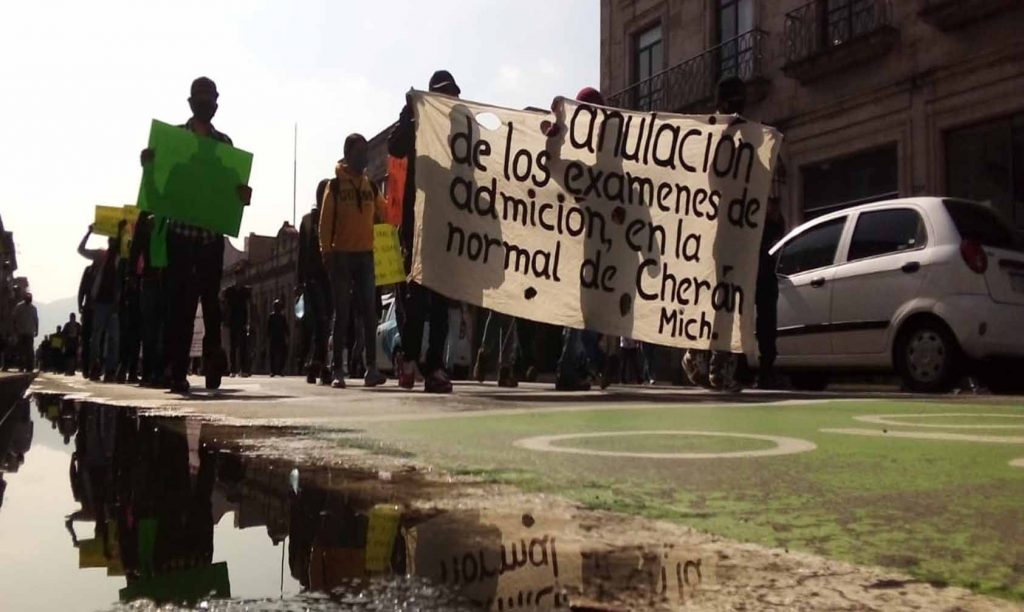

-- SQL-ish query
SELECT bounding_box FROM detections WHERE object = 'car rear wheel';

[789,371,829,391]
[895,320,959,393]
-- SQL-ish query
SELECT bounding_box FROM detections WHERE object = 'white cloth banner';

[410,91,782,353]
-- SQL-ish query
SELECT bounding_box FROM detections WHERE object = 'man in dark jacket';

[223,281,252,377]
[756,196,786,388]
[297,179,332,384]
[140,76,251,394]
[387,70,459,394]
[77,262,97,379]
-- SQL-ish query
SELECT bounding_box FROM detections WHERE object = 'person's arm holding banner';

[77,226,103,262]
[387,100,414,159]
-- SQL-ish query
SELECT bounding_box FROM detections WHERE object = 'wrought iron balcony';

[608,29,768,114]
[783,0,898,83]
[919,0,1021,30]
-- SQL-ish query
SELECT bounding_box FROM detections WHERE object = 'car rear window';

[942,199,1017,248]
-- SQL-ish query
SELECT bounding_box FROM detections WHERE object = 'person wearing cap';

[140,76,251,394]
[386,70,461,393]
[319,133,388,388]
[12,292,37,372]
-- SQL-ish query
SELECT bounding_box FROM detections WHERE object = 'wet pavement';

[0,389,711,611]
[4,374,1021,611]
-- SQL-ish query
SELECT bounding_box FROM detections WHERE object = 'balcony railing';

[608,29,768,113]
[784,0,897,80]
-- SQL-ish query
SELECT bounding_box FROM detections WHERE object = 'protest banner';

[373,223,406,286]
[409,92,781,353]
[93,205,139,237]
[383,156,407,227]
[137,120,253,237]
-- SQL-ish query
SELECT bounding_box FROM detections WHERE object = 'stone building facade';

[601,0,1024,228]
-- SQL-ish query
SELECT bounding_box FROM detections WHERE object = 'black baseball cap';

[428,70,460,94]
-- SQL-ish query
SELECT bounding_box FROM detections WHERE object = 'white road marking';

[513,430,817,459]
[820,428,1024,444]
[853,413,1024,430]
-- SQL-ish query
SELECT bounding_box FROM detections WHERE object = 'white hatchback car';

[767,197,1024,392]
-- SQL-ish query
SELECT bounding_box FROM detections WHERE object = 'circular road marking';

[854,413,1024,430]
[513,430,816,459]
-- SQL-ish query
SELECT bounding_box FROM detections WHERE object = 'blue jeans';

[91,302,119,375]
[326,251,377,377]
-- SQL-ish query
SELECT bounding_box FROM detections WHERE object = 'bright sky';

[0,0,599,303]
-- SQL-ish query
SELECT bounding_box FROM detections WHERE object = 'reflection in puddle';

[1,391,706,611]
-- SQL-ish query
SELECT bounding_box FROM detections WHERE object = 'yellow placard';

[373,224,406,286]
[93,205,139,237]
[364,504,401,572]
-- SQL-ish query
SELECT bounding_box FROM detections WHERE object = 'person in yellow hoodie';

[319,134,387,388]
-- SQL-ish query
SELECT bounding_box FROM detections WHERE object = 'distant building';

[601,0,1024,228]
[222,222,300,374]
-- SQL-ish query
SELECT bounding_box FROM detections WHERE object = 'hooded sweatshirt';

[318,162,384,254]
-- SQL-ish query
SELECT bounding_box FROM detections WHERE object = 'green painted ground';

[345,400,1024,600]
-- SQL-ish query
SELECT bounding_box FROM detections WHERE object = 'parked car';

[765,197,1024,392]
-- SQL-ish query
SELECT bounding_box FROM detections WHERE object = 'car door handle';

[810,277,826,288]
[901,261,921,274]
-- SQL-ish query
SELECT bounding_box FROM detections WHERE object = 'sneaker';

[320,367,332,386]
[364,370,387,388]
[397,356,416,390]
[497,366,518,388]
[331,376,346,389]
[305,364,317,385]
[424,369,453,394]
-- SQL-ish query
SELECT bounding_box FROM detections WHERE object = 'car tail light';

[960,239,988,274]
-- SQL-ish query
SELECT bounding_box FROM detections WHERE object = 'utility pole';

[292,123,298,227]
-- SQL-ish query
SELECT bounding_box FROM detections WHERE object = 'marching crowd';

[11,70,784,395]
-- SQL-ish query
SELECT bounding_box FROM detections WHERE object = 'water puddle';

[0,386,706,611]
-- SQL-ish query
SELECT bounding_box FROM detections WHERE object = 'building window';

[634,24,663,110]
[946,113,1024,229]
[801,144,898,218]
[823,0,876,48]
[718,0,754,77]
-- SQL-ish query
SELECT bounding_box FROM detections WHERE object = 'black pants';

[755,281,779,370]
[300,281,331,371]
[80,307,93,376]
[229,322,249,374]
[120,291,141,379]
[140,275,167,383]
[17,334,33,371]
[270,339,287,375]
[398,282,448,375]
[165,234,224,384]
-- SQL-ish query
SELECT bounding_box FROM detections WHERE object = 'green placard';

[137,119,253,237]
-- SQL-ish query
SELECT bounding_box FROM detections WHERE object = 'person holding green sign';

[140,77,251,393]
[319,134,387,389]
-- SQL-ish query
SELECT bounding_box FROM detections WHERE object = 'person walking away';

[141,77,251,394]
[267,298,289,376]
[61,313,82,375]
[77,262,97,379]
[49,326,65,373]
[77,224,122,382]
[298,179,332,385]
[319,133,387,388]
[117,253,142,384]
[473,310,519,387]
[756,196,786,388]
[683,76,748,391]
[12,292,37,372]
[223,281,252,377]
[129,212,169,387]
[388,70,460,394]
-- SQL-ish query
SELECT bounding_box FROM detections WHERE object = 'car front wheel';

[895,321,959,393]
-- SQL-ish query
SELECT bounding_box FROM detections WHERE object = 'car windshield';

[942,199,1020,249]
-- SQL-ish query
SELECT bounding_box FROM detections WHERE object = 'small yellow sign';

[364,503,401,572]
[93,205,139,237]
[373,224,406,286]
